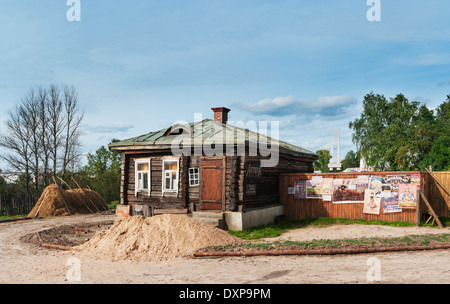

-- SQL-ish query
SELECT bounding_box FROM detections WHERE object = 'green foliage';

[313,149,331,172]
[349,92,449,171]
[341,150,360,170]
[78,139,121,203]
[425,135,450,171]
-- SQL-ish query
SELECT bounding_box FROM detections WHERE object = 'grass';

[0,214,29,220]
[108,202,120,210]
[228,217,450,241]
[211,233,450,252]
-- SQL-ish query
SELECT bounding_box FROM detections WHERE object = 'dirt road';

[0,214,449,284]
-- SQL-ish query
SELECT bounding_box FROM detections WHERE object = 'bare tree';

[37,87,50,187]
[0,105,33,195]
[20,89,42,193]
[62,85,84,179]
[47,84,64,180]
[0,84,84,194]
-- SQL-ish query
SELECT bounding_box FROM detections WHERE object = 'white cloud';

[82,122,135,134]
[234,94,357,118]
[299,138,323,149]
[437,79,450,86]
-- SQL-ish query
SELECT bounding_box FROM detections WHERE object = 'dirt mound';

[28,184,107,217]
[79,214,245,261]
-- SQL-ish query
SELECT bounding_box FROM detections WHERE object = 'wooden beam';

[52,176,71,216]
[420,190,444,228]
[415,190,421,227]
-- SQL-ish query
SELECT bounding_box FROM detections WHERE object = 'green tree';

[341,150,360,170]
[424,95,450,171]
[79,139,121,203]
[425,135,450,171]
[349,92,436,171]
[313,149,332,172]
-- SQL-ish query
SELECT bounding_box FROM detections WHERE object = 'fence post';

[415,190,420,226]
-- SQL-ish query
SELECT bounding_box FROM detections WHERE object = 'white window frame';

[189,167,199,186]
[135,159,151,196]
[162,158,180,193]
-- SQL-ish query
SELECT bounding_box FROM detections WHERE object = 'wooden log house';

[109,107,317,229]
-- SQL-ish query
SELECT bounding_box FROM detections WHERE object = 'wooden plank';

[419,191,444,228]
[52,176,71,215]
[416,190,421,227]
[427,169,450,197]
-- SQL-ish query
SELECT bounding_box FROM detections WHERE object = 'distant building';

[328,129,341,171]
[0,173,20,184]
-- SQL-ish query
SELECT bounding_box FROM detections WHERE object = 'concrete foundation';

[223,205,285,231]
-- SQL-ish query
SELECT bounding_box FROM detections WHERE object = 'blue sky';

[0,0,449,168]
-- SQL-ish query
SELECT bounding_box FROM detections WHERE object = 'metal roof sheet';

[109,119,316,155]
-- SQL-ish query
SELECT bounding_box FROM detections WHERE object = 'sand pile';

[79,214,245,261]
[28,184,107,217]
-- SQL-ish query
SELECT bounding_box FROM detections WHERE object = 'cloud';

[82,122,135,134]
[235,94,358,118]
[437,79,450,86]
[298,138,323,149]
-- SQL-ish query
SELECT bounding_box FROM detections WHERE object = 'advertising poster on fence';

[381,190,402,213]
[398,184,417,209]
[294,180,306,199]
[382,174,411,191]
[322,178,333,201]
[363,189,381,215]
[369,176,383,198]
[306,176,323,199]
[332,178,365,204]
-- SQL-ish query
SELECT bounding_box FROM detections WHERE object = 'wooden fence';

[280,171,450,224]
[0,194,38,216]
[422,171,450,218]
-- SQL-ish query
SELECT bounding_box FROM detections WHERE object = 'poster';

[363,189,381,215]
[294,180,306,199]
[357,175,370,188]
[369,176,383,193]
[306,176,322,199]
[381,190,402,213]
[288,187,295,195]
[398,184,417,209]
[322,178,333,201]
[332,178,365,204]
[382,174,411,191]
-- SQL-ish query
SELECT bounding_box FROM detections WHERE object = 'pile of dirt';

[28,184,108,217]
[79,214,245,261]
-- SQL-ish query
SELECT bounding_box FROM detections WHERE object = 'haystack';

[28,184,107,217]
[79,214,245,261]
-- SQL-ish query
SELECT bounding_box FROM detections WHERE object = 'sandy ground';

[1,213,450,284]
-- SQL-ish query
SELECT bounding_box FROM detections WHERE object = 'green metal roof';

[108,119,316,156]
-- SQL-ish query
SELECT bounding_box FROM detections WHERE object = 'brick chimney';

[211,107,231,124]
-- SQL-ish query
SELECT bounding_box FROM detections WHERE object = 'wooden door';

[200,159,223,210]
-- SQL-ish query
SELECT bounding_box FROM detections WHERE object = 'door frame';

[199,156,226,211]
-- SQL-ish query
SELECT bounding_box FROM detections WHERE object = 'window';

[135,159,151,195]
[163,159,179,193]
[189,168,199,186]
